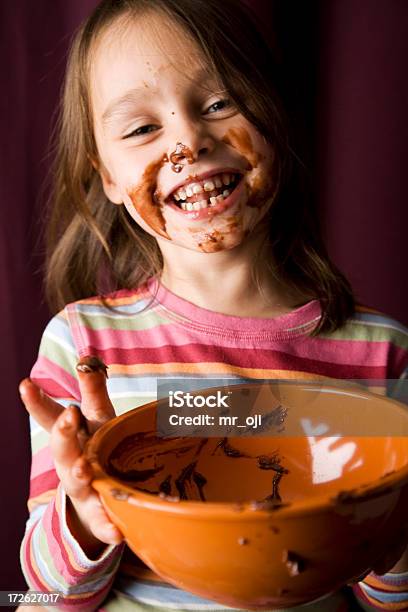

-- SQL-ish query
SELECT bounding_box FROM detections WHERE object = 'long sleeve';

[20,309,124,610]
[352,362,408,611]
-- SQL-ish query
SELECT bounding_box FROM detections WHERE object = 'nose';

[167,119,216,168]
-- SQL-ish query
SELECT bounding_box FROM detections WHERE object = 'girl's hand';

[19,357,123,557]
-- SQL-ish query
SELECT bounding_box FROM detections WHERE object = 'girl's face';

[91,12,277,253]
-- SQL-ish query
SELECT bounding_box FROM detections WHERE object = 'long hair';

[45,0,355,334]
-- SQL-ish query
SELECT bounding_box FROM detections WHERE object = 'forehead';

[90,11,212,113]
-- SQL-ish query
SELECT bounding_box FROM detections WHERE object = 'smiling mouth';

[167,172,242,212]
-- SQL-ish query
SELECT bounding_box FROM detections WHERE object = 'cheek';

[124,156,170,239]
[222,126,278,210]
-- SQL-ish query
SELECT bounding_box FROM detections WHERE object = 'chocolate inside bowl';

[98,381,408,508]
[87,381,408,610]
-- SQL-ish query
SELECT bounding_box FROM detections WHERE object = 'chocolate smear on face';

[222,126,278,209]
[195,231,225,253]
[76,355,108,378]
[222,127,259,169]
[127,156,170,238]
[169,142,195,173]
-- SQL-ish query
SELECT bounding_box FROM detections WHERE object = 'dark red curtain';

[1,0,407,591]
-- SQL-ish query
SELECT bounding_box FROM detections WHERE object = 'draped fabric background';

[1,0,407,592]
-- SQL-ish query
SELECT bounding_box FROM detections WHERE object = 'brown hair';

[45,0,355,334]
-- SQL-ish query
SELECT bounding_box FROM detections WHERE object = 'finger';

[51,405,83,474]
[19,378,64,433]
[68,456,94,501]
[75,494,123,545]
[88,496,123,545]
[76,356,116,433]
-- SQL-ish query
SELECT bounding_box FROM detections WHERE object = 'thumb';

[76,356,116,433]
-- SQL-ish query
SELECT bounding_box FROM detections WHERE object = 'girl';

[19,0,408,610]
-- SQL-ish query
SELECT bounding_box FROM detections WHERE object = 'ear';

[99,169,123,205]
[89,156,123,205]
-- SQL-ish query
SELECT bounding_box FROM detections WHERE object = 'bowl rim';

[87,381,408,520]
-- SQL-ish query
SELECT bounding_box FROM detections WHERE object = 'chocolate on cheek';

[222,126,277,210]
[222,126,260,170]
[127,156,170,239]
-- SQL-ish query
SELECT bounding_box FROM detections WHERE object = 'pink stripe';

[30,469,59,498]
[49,491,85,582]
[31,446,55,480]
[83,343,388,378]
[148,276,323,333]
[23,521,49,591]
[73,325,407,370]
[31,355,80,399]
[56,578,115,611]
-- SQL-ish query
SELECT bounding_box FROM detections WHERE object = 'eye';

[205,98,233,114]
[123,124,159,139]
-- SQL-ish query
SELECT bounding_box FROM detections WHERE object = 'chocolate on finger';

[76,355,108,378]
[75,355,116,433]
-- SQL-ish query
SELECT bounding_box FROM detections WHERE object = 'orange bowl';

[87,381,408,609]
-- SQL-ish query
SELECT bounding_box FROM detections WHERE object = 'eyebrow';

[101,88,155,125]
[101,69,221,126]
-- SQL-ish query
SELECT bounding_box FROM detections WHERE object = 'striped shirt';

[21,277,408,611]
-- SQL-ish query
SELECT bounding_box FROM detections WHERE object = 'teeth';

[199,200,208,209]
[192,202,201,211]
[216,194,224,203]
[181,202,187,210]
[173,173,238,203]
[204,180,215,192]
[186,202,194,211]
[210,196,217,205]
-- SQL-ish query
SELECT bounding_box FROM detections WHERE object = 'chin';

[167,226,250,253]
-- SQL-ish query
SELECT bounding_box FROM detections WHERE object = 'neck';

[158,230,307,318]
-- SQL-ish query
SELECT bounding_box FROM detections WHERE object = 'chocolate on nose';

[169,142,195,173]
